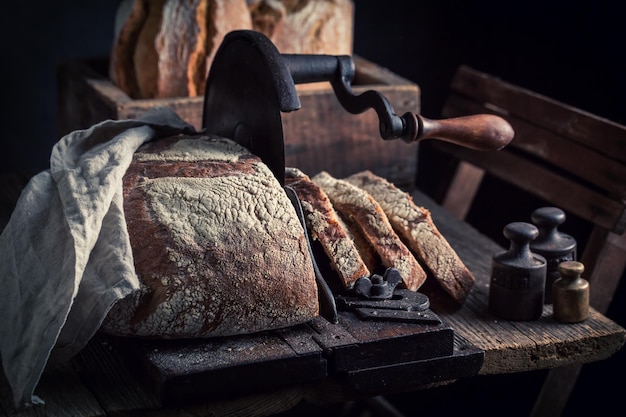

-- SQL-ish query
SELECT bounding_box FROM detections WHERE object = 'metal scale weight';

[108,30,514,405]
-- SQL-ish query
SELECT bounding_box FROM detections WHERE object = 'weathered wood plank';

[72,334,161,415]
[449,65,626,163]
[431,140,626,233]
[0,362,104,417]
[444,94,626,200]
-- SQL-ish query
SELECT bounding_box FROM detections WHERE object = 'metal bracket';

[336,269,442,325]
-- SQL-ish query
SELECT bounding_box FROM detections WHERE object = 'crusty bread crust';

[312,171,426,291]
[285,167,369,289]
[250,0,354,55]
[110,0,149,99]
[110,0,252,99]
[345,170,475,305]
[102,135,318,338]
[202,0,253,95]
[110,0,352,98]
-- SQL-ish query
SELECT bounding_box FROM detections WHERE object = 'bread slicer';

[103,30,513,406]
[202,29,513,323]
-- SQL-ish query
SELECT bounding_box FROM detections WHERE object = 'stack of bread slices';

[286,168,475,307]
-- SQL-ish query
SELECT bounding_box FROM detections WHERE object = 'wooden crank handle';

[404,113,514,151]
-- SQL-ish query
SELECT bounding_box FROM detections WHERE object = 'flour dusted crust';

[345,170,475,305]
[110,0,148,99]
[101,135,318,338]
[110,0,252,99]
[155,0,207,98]
[312,171,426,291]
[110,0,352,98]
[249,0,354,55]
[285,167,369,289]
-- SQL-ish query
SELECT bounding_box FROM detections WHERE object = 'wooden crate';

[57,57,420,188]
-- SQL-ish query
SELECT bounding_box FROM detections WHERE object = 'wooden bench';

[427,65,626,417]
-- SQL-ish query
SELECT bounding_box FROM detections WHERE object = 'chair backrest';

[431,65,626,314]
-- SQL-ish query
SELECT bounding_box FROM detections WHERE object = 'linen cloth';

[0,108,195,406]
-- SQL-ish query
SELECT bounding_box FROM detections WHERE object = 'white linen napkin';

[0,107,195,407]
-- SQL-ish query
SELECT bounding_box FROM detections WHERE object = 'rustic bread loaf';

[110,0,149,99]
[249,0,354,55]
[110,0,252,99]
[101,135,318,338]
[110,0,353,98]
[344,170,475,305]
[285,167,369,289]
[312,171,426,291]
[201,0,253,95]
[155,0,206,97]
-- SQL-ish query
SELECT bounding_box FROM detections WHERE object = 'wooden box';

[58,57,420,188]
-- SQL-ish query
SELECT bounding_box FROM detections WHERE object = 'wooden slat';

[440,161,484,219]
[432,140,626,234]
[444,94,626,200]
[0,363,105,417]
[72,334,161,414]
[450,65,626,164]
[583,229,626,313]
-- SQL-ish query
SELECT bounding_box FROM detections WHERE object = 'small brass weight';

[552,261,590,323]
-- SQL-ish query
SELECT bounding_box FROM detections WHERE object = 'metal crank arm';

[282,53,514,151]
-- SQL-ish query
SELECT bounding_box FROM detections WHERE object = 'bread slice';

[345,170,475,305]
[285,167,369,290]
[312,171,426,291]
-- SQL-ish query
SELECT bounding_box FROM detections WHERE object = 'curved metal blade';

[202,30,301,185]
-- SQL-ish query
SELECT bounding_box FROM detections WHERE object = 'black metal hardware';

[336,268,441,325]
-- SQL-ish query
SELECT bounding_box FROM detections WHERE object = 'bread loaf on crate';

[249,0,354,56]
[102,135,318,338]
[110,0,252,99]
[110,0,354,99]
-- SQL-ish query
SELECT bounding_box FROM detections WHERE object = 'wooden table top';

[1,172,624,417]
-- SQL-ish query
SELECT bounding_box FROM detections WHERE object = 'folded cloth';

[0,107,195,407]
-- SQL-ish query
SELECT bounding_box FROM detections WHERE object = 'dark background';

[1,1,624,416]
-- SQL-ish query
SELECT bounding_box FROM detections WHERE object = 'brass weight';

[552,261,590,323]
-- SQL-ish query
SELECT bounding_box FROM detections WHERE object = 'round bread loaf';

[101,134,318,338]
